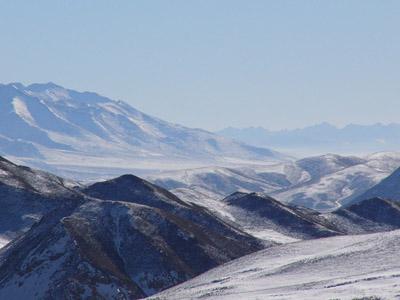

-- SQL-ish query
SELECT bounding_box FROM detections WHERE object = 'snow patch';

[12,97,36,126]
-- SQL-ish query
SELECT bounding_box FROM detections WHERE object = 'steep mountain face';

[0,157,264,299]
[221,192,338,240]
[326,197,400,234]
[210,192,400,242]
[218,122,400,155]
[0,199,261,299]
[150,152,400,211]
[149,229,400,300]
[0,156,81,246]
[0,82,283,179]
[350,166,400,204]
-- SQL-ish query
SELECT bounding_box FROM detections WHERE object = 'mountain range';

[1,156,400,299]
[0,156,262,299]
[0,82,283,180]
[150,152,400,211]
[218,122,400,156]
[2,81,400,299]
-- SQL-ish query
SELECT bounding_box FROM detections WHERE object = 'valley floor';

[148,230,400,300]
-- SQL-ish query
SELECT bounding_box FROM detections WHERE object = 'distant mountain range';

[217,122,400,155]
[0,82,284,180]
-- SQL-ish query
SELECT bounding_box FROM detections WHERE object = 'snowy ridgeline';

[149,229,400,300]
[0,82,284,180]
[149,152,400,211]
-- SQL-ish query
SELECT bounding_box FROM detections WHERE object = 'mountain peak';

[0,82,283,178]
[27,82,64,91]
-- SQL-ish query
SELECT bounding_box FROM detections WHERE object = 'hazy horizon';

[1,1,400,131]
[3,80,400,133]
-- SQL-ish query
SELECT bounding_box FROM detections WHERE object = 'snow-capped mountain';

[218,122,400,155]
[148,229,400,300]
[270,152,400,210]
[0,156,263,299]
[0,82,283,179]
[150,152,400,211]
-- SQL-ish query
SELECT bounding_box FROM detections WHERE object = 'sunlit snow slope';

[149,230,400,300]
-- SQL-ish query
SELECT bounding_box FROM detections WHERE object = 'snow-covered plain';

[148,230,400,300]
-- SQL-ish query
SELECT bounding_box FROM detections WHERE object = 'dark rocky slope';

[350,166,400,204]
[0,156,82,245]
[0,159,263,299]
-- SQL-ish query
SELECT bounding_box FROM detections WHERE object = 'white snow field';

[148,230,400,300]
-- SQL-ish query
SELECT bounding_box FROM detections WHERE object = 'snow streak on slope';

[149,230,400,300]
[12,97,36,126]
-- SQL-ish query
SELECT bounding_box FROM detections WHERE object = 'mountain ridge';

[0,156,264,299]
[0,82,285,180]
[149,152,400,211]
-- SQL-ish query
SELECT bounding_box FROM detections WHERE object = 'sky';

[0,1,399,131]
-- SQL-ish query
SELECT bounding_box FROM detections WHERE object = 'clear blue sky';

[0,1,399,130]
